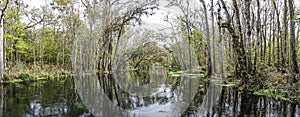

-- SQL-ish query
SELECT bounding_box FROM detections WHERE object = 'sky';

[24,0,300,30]
[27,0,48,8]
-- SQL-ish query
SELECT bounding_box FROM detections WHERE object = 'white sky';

[24,0,300,28]
[27,0,48,8]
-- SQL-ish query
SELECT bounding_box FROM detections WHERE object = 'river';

[0,71,299,116]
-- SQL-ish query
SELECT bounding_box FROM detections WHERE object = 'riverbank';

[231,67,300,103]
[1,63,299,103]
[0,63,71,83]
[252,72,300,102]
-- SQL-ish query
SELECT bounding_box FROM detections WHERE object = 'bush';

[18,72,34,81]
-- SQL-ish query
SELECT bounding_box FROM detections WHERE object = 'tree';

[219,0,247,79]
[0,0,9,78]
[217,0,224,78]
[244,0,252,72]
[254,0,261,73]
[211,0,216,73]
[283,0,288,67]
[272,0,281,71]
[199,0,212,75]
[288,0,299,75]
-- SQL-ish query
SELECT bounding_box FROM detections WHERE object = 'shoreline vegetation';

[0,63,71,83]
[1,64,300,103]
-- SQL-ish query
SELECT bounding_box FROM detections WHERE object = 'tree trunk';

[199,0,211,76]
[270,8,275,66]
[185,1,193,72]
[73,35,78,73]
[232,0,247,77]
[283,0,288,67]
[0,16,4,78]
[268,11,272,65]
[254,0,260,73]
[263,8,267,61]
[245,0,252,72]
[0,85,4,117]
[217,3,224,78]
[211,0,216,73]
[62,36,65,67]
[273,1,281,71]
[220,0,247,78]
[289,0,299,74]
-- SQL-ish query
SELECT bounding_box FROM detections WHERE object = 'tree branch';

[0,0,9,21]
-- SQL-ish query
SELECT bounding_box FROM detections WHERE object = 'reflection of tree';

[0,79,89,116]
[76,69,199,116]
[180,80,206,116]
[0,85,4,117]
[99,73,180,110]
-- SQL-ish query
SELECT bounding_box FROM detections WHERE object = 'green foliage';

[128,42,169,71]
[169,67,181,72]
[253,79,300,102]
[254,87,290,101]
[75,102,86,109]
[18,72,35,82]
[288,81,300,101]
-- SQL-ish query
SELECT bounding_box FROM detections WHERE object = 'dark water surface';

[0,73,299,116]
[0,79,91,117]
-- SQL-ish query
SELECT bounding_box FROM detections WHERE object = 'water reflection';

[0,80,91,117]
[0,85,4,117]
[208,87,300,117]
[74,70,200,116]
[0,73,299,116]
[75,70,300,117]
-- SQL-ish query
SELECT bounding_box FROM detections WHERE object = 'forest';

[1,0,300,116]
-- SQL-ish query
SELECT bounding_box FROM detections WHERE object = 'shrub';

[18,72,34,81]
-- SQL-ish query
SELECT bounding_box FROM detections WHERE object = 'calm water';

[0,71,300,116]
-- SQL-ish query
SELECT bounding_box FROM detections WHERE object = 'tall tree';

[217,0,224,78]
[288,0,299,74]
[244,0,252,72]
[199,0,212,76]
[254,0,260,72]
[219,0,247,79]
[273,0,281,71]
[283,0,288,67]
[0,0,9,78]
[211,0,216,73]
